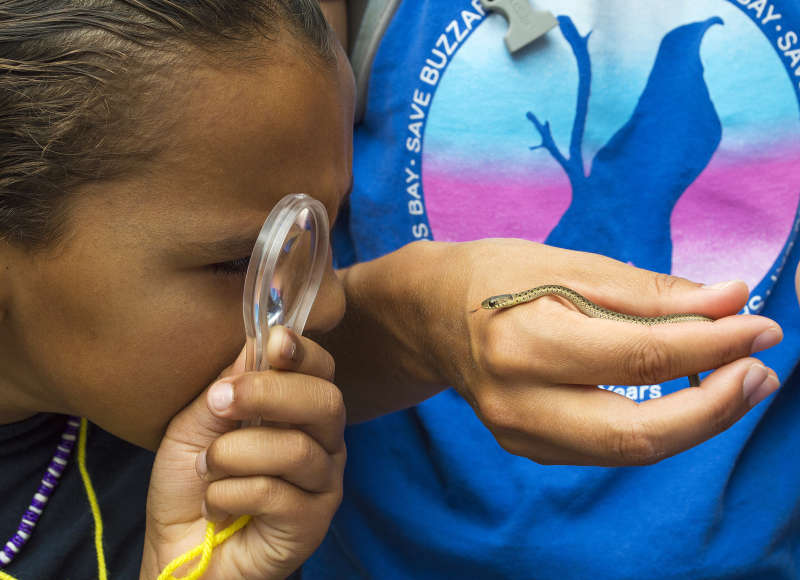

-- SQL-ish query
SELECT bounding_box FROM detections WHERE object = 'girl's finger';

[198,426,343,493]
[264,325,336,381]
[203,475,341,525]
[206,372,346,454]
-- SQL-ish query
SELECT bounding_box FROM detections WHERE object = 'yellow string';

[156,515,252,580]
[0,417,107,580]
[77,418,108,580]
[2,416,248,580]
[78,416,251,579]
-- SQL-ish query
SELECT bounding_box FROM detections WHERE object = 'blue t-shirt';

[307,1,800,577]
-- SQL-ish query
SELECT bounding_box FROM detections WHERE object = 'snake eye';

[481,294,512,309]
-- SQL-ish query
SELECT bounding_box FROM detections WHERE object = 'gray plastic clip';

[480,0,558,54]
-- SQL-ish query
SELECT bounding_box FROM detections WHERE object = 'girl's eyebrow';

[177,235,257,260]
[180,176,353,260]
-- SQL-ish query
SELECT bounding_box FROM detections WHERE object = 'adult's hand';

[326,239,781,466]
[795,260,800,306]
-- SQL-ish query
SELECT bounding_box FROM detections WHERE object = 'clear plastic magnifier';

[242,193,330,375]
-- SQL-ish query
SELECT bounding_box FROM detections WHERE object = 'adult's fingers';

[634,358,779,456]
[206,372,346,454]
[480,358,779,466]
[527,248,750,319]
[197,426,343,493]
[481,296,781,387]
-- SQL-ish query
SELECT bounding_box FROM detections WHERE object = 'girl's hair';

[0,0,335,248]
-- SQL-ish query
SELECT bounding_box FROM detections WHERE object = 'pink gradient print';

[671,144,800,288]
[423,139,800,290]
[423,159,571,243]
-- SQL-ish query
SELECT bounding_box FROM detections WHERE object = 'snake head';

[481,294,513,309]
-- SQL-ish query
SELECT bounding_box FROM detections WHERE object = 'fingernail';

[202,502,227,523]
[742,364,779,406]
[195,449,208,479]
[281,329,297,360]
[751,328,781,353]
[208,382,234,412]
[701,279,741,290]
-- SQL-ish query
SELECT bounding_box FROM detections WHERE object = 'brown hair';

[0,0,334,248]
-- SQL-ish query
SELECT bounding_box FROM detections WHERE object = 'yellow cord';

[156,515,252,580]
[0,417,107,580]
[77,416,251,580]
[77,418,108,580]
[1,416,248,580]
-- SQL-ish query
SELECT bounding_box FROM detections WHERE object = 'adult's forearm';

[315,241,456,423]
[317,237,784,465]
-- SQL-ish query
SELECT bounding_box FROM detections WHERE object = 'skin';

[0,36,352,450]
[319,1,348,50]
[324,240,785,466]
[143,328,348,578]
[0,32,354,578]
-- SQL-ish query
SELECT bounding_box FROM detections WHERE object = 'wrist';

[139,563,159,580]
[354,240,454,386]
[139,544,160,580]
[321,240,457,421]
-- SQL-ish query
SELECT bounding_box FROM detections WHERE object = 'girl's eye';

[210,256,251,276]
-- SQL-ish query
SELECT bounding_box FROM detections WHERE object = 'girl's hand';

[140,327,345,580]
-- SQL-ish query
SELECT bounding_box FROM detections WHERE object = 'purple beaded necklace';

[0,415,80,568]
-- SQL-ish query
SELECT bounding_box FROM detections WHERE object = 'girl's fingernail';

[195,449,208,479]
[751,328,781,353]
[208,382,234,412]
[742,364,779,406]
[202,502,227,523]
[701,280,741,290]
[281,330,297,360]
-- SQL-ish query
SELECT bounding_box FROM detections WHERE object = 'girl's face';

[0,40,354,449]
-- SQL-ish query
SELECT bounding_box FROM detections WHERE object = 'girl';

[0,1,354,578]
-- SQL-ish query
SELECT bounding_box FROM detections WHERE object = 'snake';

[480,284,713,388]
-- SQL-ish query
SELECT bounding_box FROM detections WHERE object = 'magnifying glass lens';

[242,194,330,374]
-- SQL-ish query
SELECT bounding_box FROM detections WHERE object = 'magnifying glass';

[242,193,330,374]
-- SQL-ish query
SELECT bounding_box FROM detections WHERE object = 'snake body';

[480,284,712,387]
